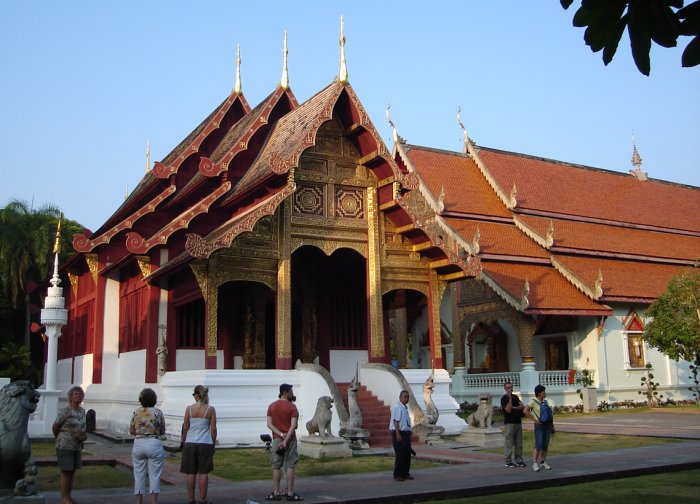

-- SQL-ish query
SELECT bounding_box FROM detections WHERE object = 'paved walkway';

[38,408,700,503]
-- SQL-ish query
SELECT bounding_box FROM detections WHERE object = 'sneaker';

[517,461,527,467]
[504,462,517,468]
[532,462,540,472]
[541,461,552,470]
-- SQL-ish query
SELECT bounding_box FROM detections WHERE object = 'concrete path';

[37,408,700,504]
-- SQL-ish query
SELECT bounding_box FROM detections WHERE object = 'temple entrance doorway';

[218,281,275,369]
[382,289,428,369]
[467,321,509,373]
[291,246,367,377]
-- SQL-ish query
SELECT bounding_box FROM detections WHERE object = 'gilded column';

[191,262,217,368]
[276,200,292,369]
[366,188,385,361]
[513,314,536,365]
[428,270,444,369]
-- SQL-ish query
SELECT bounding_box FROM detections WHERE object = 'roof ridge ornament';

[385,104,406,144]
[472,225,481,255]
[629,132,647,181]
[280,30,289,90]
[234,44,242,95]
[545,219,554,248]
[385,103,398,144]
[509,183,517,208]
[456,107,469,155]
[338,15,348,84]
[594,269,604,299]
[145,140,150,174]
[521,279,530,309]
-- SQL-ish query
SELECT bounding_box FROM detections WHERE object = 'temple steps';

[337,383,403,447]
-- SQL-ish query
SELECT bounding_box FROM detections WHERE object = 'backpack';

[538,399,553,423]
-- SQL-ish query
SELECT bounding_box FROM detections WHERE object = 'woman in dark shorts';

[52,386,87,504]
[180,384,217,504]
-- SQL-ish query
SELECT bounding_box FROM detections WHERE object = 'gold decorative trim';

[367,188,384,358]
[67,272,79,296]
[135,255,151,278]
[85,254,98,284]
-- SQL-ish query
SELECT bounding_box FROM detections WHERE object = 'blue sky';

[1,1,698,231]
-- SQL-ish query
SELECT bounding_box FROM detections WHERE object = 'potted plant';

[576,369,597,413]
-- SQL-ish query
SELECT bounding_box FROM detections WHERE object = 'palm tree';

[0,199,82,348]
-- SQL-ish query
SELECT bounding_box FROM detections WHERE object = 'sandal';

[286,494,304,501]
[266,493,282,501]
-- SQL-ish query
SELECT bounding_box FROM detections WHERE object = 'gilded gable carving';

[293,183,325,217]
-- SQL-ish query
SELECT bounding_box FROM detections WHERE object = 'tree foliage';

[561,0,700,75]
[0,199,84,348]
[643,270,700,362]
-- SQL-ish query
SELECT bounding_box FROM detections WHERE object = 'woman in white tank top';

[180,385,217,504]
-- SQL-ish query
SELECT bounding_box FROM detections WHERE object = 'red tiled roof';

[405,147,511,218]
[552,255,691,300]
[482,262,609,313]
[442,217,549,259]
[478,148,700,233]
[517,214,700,262]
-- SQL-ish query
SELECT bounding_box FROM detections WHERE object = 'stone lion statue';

[0,380,41,490]
[467,392,493,429]
[306,396,334,438]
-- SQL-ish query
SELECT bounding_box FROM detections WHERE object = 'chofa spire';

[338,15,348,84]
[145,140,150,174]
[234,44,242,95]
[280,30,289,90]
[629,132,647,181]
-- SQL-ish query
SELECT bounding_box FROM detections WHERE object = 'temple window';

[622,310,646,369]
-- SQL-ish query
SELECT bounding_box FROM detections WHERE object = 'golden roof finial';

[338,15,348,84]
[280,30,289,90]
[145,140,150,174]
[52,211,62,254]
[234,44,242,95]
[457,106,469,154]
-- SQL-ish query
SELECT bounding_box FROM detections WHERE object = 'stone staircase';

[337,382,394,446]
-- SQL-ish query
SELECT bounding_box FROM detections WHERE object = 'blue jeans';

[534,423,552,451]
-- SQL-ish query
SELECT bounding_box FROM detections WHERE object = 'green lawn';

[427,468,700,504]
[165,448,442,481]
[37,464,134,492]
[484,430,680,455]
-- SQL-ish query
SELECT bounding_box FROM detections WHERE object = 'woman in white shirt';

[180,385,217,504]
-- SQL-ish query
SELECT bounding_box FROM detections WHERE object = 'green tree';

[643,270,700,362]
[0,199,83,349]
[561,0,700,75]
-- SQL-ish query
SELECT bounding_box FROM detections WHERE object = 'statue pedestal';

[298,436,352,459]
[412,424,445,444]
[28,389,61,438]
[338,428,370,450]
[0,491,45,503]
[455,427,504,449]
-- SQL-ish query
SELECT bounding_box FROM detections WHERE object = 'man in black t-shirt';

[500,381,528,468]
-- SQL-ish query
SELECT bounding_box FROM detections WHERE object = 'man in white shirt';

[389,390,413,481]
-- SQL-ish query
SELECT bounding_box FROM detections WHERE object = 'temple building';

[46,28,700,443]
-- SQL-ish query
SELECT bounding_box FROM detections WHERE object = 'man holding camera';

[266,383,302,501]
[501,380,527,468]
